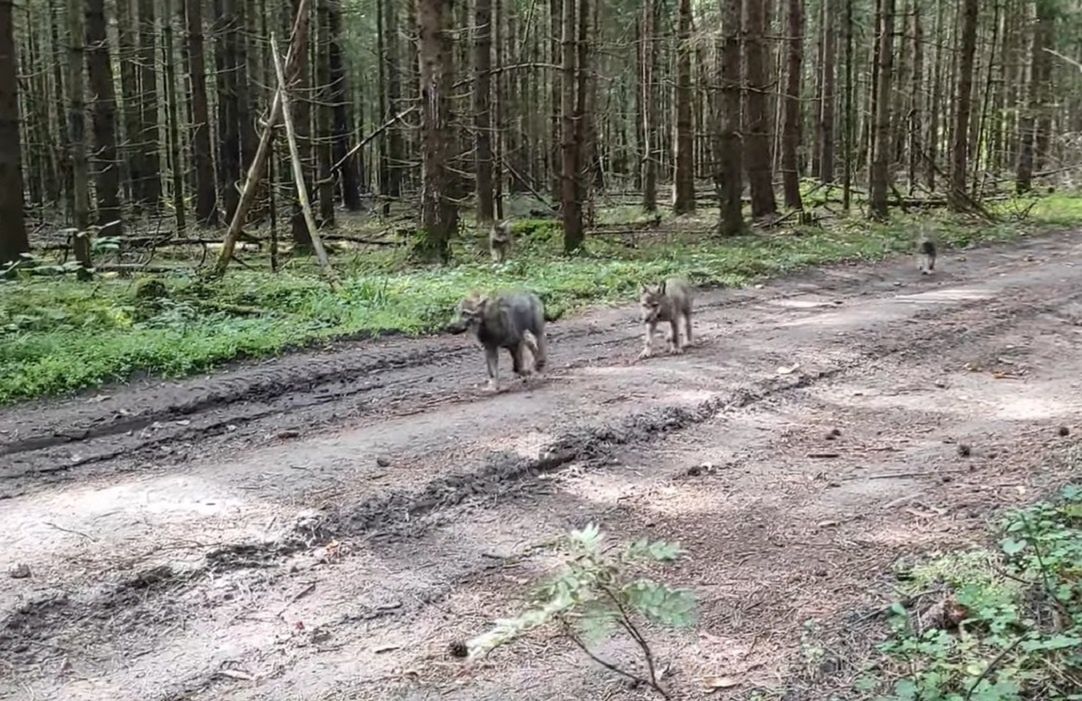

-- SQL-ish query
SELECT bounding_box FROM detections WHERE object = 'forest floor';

[3,230,1082,700]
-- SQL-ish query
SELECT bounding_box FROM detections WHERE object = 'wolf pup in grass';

[638,277,694,359]
[489,220,513,263]
[455,290,548,392]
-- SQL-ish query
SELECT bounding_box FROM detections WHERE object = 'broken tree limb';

[1044,47,1082,73]
[330,107,418,175]
[270,33,335,282]
[213,0,310,277]
[500,155,558,212]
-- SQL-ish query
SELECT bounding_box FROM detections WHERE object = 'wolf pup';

[639,277,694,359]
[489,220,513,263]
[456,290,548,392]
[918,227,937,275]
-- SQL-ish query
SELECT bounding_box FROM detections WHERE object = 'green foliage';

[2,196,1081,404]
[868,485,1082,700]
[466,524,694,696]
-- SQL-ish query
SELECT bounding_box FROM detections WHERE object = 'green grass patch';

[2,194,1081,405]
[857,484,1082,700]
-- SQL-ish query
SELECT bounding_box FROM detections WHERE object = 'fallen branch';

[271,33,335,284]
[329,107,418,175]
[321,233,398,246]
[214,0,309,277]
[43,521,97,542]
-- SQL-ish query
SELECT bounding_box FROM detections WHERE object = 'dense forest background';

[2,0,1081,270]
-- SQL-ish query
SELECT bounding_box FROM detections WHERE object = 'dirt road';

[3,233,1081,700]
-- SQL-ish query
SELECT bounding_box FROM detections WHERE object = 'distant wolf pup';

[918,228,937,275]
[639,277,694,359]
[489,220,513,263]
[456,290,548,392]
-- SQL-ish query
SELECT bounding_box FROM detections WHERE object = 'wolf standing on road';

[455,290,548,392]
[639,277,695,359]
[918,226,937,275]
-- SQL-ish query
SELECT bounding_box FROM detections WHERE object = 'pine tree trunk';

[744,0,776,218]
[22,20,55,211]
[216,0,241,221]
[328,0,361,210]
[288,0,312,247]
[550,0,562,199]
[868,0,894,220]
[633,16,643,190]
[949,0,978,210]
[382,0,403,209]
[137,0,162,209]
[185,0,217,225]
[781,0,804,210]
[640,0,657,213]
[416,0,457,262]
[0,0,28,264]
[492,0,503,217]
[572,0,590,239]
[235,0,256,175]
[818,0,836,183]
[718,0,744,235]
[907,1,923,194]
[162,0,186,231]
[375,0,388,203]
[1033,6,1053,172]
[115,0,140,207]
[474,0,494,224]
[926,0,945,190]
[316,0,335,226]
[85,0,123,233]
[842,0,854,209]
[560,0,583,249]
[67,0,92,269]
[1016,0,1051,194]
[672,0,695,213]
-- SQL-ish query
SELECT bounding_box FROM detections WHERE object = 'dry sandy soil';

[3,232,1082,701]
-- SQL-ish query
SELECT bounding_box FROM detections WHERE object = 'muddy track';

[4,232,1082,701]
[0,236,1052,496]
[1,237,1069,625]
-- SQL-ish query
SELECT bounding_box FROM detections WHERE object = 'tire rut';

[5,274,1065,661]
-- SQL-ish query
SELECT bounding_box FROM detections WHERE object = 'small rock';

[8,564,30,579]
[277,429,301,439]
[448,640,469,658]
[1058,426,1070,437]
[686,465,703,477]
[957,444,972,457]
[376,456,391,468]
